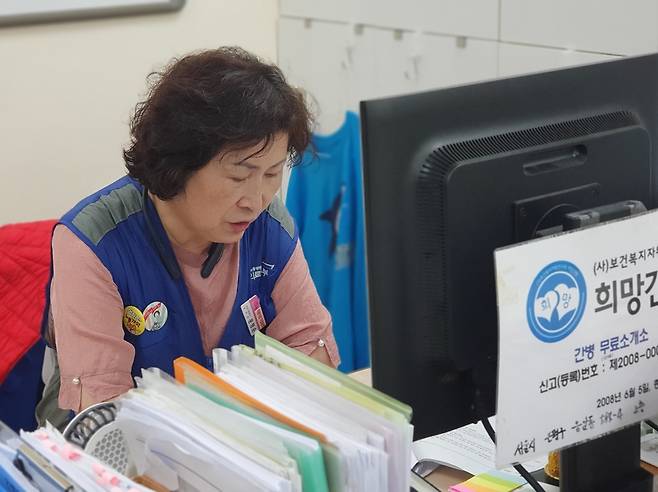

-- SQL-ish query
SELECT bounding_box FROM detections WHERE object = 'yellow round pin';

[123,305,145,336]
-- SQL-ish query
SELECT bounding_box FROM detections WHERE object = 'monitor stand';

[560,423,653,492]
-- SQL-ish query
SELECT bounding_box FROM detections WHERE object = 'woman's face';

[171,132,289,245]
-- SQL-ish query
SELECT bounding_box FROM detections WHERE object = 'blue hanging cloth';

[286,111,369,372]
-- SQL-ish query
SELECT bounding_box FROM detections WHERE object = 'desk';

[349,368,658,492]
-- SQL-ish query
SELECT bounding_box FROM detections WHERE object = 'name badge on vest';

[241,295,266,336]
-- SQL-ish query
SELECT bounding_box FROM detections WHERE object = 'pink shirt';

[50,224,340,411]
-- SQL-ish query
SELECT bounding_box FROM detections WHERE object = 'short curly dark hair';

[123,47,313,200]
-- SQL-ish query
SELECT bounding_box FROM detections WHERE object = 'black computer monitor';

[361,54,658,490]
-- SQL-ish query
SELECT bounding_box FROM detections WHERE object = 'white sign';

[494,209,658,467]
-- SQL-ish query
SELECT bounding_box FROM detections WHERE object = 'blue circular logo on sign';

[526,261,587,343]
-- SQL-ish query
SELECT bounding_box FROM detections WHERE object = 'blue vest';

[55,176,297,376]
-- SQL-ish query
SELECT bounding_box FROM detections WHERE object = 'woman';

[37,47,340,427]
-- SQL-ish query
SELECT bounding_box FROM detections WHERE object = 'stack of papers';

[413,418,546,477]
[412,419,559,492]
[1,334,412,491]
[109,332,413,492]
[6,425,150,491]
[449,470,525,492]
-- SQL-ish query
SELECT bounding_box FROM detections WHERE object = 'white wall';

[278,0,658,135]
[500,0,658,56]
[0,0,278,224]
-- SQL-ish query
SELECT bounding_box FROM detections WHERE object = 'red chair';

[0,219,56,431]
